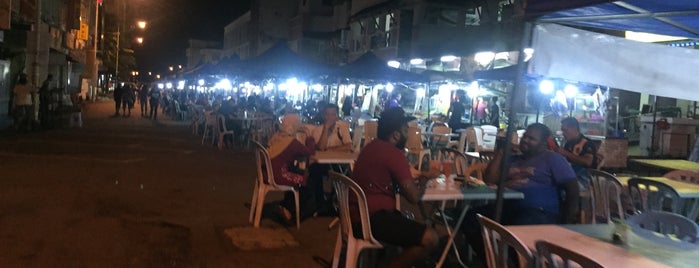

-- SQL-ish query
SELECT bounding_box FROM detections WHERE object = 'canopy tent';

[242,42,334,80]
[420,70,467,82]
[216,55,243,73]
[525,0,699,101]
[335,52,428,83]
[472,65,521,81]
[532,0,699,38]
[183,55,242,77]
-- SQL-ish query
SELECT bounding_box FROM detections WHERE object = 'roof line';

[613,1,699,36]
[537,10,699,23]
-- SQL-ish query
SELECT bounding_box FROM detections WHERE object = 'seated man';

[350,107,439,268]
[308,104,352,215]
[553,117,598,188]
[311,104,351,151]
[462,123,579,260]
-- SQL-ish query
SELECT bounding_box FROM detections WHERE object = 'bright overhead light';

[440,55,457,62]
[474,52,495,66]
[625,31,685,43]
[312,84,323,92]
[410,58,424,65]
[523,48,534,62]
[564,84,579,98]
[385,83,394,93]
[215,79,233,91]
[198,79,205,86]
[387,60,400,68]
[539,80,554,95]
[165,82,173,89]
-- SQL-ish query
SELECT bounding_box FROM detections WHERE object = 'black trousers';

[149,100,159,119]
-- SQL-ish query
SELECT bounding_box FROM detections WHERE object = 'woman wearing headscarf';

[268,113,316,224]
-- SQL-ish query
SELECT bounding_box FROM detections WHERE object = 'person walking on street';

[139,84,149,117]
[149,87,161,120]
[13,73,37,131]
[121,83,135,117]
[38,74,54,128]
[113,83,123,117]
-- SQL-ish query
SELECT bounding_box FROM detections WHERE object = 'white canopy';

[529,23,699,101]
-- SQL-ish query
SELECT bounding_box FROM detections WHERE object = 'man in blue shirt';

[462,123,579,261]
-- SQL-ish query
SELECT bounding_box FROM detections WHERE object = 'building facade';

[0,0,95,127]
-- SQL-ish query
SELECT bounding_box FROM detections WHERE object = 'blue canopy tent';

[335,52,428,83]
[492,0,699,222]
[242,42,335,80]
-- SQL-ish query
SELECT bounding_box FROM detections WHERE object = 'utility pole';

[115,1,125,88]
[32,0,42,87]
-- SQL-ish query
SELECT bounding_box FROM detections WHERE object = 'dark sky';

[134,0,251,74]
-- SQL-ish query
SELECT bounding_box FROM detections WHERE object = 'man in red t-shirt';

[350,107,439,268]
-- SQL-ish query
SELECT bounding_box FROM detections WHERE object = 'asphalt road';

[0,100,336,267]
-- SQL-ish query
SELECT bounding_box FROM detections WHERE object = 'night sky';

[134,0,251,74]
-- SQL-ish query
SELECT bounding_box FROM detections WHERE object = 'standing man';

[38,74,53,128]
[149,87,161,120]
[487,96,500,127]
[350,107,439,268]
[554,117,598,187]
[113,83,123,117]
[139,84,149,117]
[13,74,37,131]
[447,90,466,131]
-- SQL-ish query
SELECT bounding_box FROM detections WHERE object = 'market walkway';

[0,100,336,267]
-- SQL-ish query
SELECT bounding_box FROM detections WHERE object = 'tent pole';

[427,82,431,122]
[650,95,658,158]
[495,21,533,223]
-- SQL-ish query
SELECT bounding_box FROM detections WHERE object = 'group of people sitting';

[266,101,599,267]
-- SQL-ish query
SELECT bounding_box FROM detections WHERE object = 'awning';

[528,0,699,38]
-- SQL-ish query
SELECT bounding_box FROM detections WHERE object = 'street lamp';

[114,1,146,89]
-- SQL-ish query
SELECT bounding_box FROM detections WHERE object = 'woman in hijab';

[268,113,316,224]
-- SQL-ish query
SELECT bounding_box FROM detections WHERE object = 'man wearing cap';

[350,107,439,268]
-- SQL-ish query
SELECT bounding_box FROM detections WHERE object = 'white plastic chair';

[363,120,378,148]
[406,126,431,171]
[351,125,364,152]
[587,169,626,223]
[249,141,300,229]
[329,171,383,268]
[478,214,535,268]
[217,114,236,150]
[201,111,217,146]
[626,211,698,244]
[430,125,452,149]
[465,126,484,152]
[536,240,603,268]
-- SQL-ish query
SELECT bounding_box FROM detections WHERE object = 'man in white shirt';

[308,104,352,216]
[311,104,352,151]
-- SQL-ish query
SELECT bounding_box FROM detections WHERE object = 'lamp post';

[114,0,146,89]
